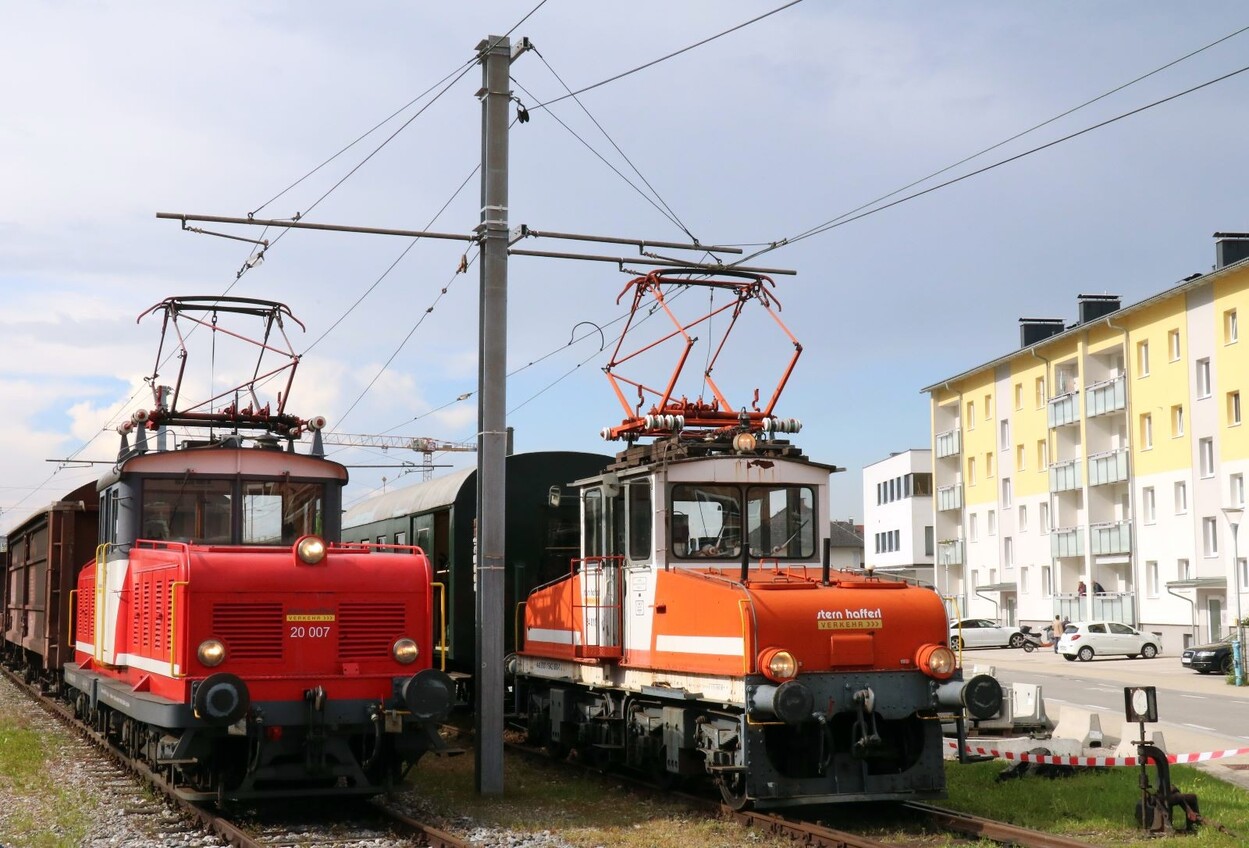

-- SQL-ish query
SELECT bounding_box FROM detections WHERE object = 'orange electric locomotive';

[509,269,1001,809]
[4,297,454,803]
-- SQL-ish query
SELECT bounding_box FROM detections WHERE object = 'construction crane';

[320,432,476,481]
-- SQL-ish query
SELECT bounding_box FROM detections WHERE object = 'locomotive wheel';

[717,772,749,810]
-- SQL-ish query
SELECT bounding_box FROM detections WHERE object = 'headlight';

[758,647,798,682]
[732,432,757,452]
[198,639,226,667]
[296,535,327,564]
[393,638,420,665]
[916,643,956,679]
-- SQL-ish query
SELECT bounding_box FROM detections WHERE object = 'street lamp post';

[1222,506,1244,686]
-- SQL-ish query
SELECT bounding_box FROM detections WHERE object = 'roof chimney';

[1077,294,1121,325]
[1019,318,1065,348]
[1214,233,1249,269]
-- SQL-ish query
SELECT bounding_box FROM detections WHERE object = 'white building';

[862,449,935,586]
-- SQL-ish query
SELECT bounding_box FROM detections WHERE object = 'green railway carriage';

[342,450,611,673]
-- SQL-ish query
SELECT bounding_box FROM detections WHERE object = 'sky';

[3,1,1249,536]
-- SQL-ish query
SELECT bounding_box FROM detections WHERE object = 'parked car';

[949,617,1025,650]
[1180,637,1235,674]
[1057,620,1159,662]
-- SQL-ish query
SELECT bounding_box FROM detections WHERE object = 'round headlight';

[916,643,956,679]
[393,638,420,665]
[198,639,226,667]
[296,535,327,564]
[732,432,758,452]
[759,647,798,682]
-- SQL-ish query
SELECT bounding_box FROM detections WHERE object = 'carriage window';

[143,479,233,543]
[671,484,742,558]
[747,485,815,558]
[628,481,652,561]
[241,480,326,544]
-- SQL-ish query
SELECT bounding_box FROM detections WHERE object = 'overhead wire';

[530,0,805,112]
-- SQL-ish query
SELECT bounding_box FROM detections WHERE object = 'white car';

[949,618,1025,650]
[1057,620,1159,662]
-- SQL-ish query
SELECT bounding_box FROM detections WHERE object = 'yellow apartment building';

[924,236,1249,652]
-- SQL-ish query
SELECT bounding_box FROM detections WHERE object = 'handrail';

[66,589,77,654]
[93,543,109,663]
[170,580,189,677]
[515,600,527,654]
[737,598,753,674]
[433,581,448,672]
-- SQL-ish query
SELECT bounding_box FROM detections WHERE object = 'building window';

[1226,308,1239,344]
[967,400,975,429]
[984,393,992,420]
[1137,340,1150,376]
[988,510,997,537]
[1037,439,1048,469]
[925,525,934,557]
[1041,565,1052,597]
[1016,443,1025,470]
[985,452,994,478]
[1014,383,1023,410]
[1175,481,1188,514]
[1000,418,1010,447]
[1230,391,1242,426]
[1232,473,1246,507]
[1019,503,1028,532]
[1200,437,1215,478]
[969,514,979,542]
[1142,486,1156,524]
[1140,413,1153,450]
[1004,536,1014,567]
[913,472,933,495]
[1146,560,1159,597]
[967,456,977,485]
[1035,376,1046,408]
[1002,477,1012,507]
[1040,502,1050,534]
[1020,566,1029,592]
[1197,358,1212,399]
[1241,558,1249,592]
[1169,329,1181,361]
[1203,516,1219,558]
[1169,404,1184,437]
[1178,558,1191,580]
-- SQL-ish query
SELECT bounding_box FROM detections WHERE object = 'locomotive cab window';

[670,483,815,559]
[671,484,742,558]
[142,479,233,543]
[748,485,815,558]
[242,480,326,544]
[140,477,327,545]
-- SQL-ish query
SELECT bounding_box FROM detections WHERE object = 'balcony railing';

[1090,520,1132,556]
[1055,591,1137,627]
[1051,526,1084,558]
[1085,375,1126,418]
[1048,392,1080,428]
[1088,448,1128,487]
[935,428,961,459]
[936,484,963,512]
[937,539,964,566]
[1049,457,1081,493]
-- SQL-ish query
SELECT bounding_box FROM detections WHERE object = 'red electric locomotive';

[510,270,1001,809]
[5,297,454,802]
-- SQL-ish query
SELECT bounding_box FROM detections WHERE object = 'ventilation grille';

[338,603,406,659]
[213,602,283,659]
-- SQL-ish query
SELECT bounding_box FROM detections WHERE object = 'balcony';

[1088,448,1128,487]
[1051,526,1084,558]
[1049,457,1081,493]
[937,539,964,566]
[1085,375,1126,418]
[1090,520,1132,556]
[1048,392,1080,428]
[935,428,961,459]
[936,484,963,512]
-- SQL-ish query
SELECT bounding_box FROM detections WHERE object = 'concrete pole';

[474,33,510,794]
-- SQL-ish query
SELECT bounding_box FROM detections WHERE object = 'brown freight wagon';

[2,482,98,687]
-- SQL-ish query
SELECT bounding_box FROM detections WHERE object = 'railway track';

[0,666,474,848]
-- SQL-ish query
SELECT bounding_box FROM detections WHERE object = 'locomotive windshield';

[141,477,327,545]
[672,483,815,559]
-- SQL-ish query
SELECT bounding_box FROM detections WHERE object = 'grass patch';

[943,759,1249,846]
[0,715,93,848]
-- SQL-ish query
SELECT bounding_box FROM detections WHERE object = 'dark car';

[1180,637,1235,674]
